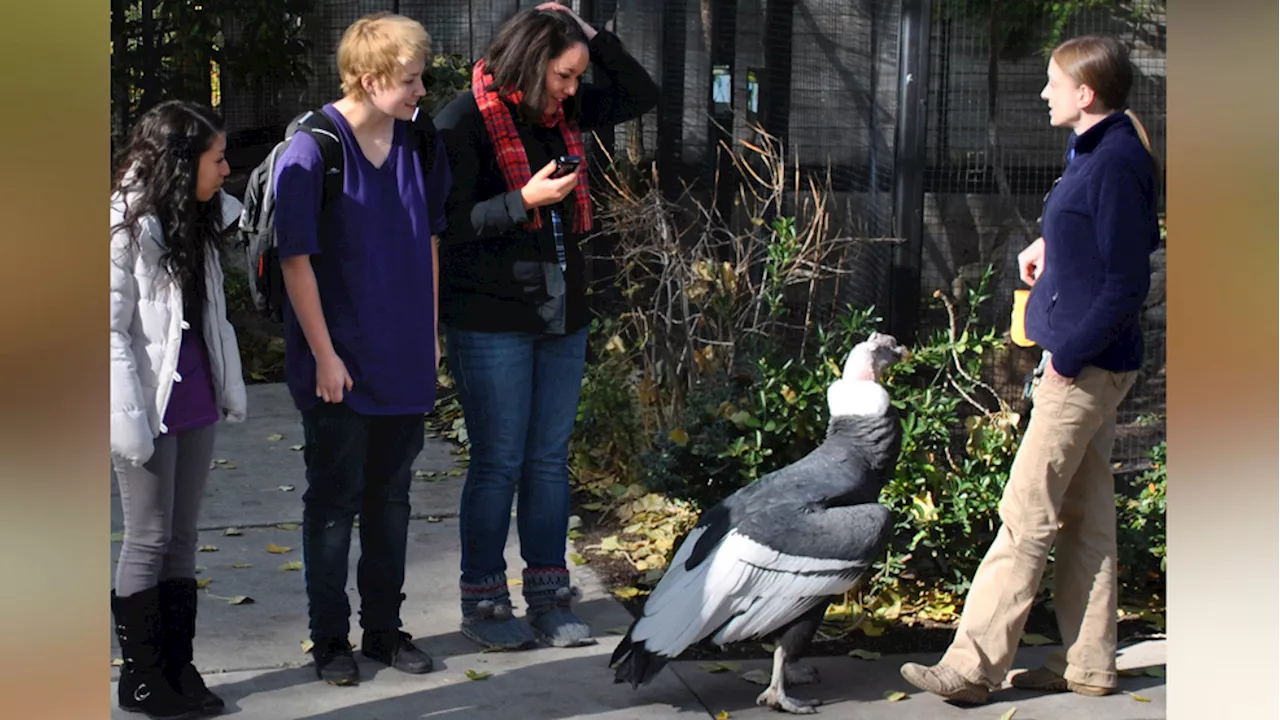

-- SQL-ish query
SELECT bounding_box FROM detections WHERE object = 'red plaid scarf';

[471,59,592,233]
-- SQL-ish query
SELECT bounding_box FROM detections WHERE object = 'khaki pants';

[941,362,1138,689]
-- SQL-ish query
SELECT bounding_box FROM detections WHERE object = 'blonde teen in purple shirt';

[272,12,450,687]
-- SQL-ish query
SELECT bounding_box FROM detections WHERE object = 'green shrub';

[1116,440,1167,600]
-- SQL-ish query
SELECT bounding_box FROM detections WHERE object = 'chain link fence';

[113,0,1166,469]
[916,0,1166,469]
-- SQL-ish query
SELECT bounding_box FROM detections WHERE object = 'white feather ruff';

[826,379,890,417]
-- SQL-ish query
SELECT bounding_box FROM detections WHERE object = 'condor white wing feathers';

[630,520,875,659]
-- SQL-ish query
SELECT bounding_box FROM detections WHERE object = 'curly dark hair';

[482,9,590,126]
[111,99,228,327]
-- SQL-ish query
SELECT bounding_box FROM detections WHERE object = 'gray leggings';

[113,424,217,597]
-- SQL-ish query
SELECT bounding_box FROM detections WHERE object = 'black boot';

[159,578,225,715]
[112,587,202,720]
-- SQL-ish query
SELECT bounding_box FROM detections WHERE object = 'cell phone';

[549,154,582,179]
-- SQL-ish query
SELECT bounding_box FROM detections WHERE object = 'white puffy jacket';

[110,185,249,466]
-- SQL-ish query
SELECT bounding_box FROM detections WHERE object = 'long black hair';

[111,100,227,325]
[482,9,589,125]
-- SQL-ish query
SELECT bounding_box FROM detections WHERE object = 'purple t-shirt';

[161,328,220,434]
[273,104,450,416]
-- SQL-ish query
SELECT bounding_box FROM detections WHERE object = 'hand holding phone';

[521,157,581,210]
[549,154,582,179]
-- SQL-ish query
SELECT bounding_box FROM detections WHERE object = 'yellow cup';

[1010,289,1036,348]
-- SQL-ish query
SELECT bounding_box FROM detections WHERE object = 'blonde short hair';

[337,13,431,101]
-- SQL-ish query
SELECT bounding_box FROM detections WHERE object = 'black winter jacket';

[434,28,659,335]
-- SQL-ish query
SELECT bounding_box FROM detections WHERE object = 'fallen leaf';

[266,544,292,554]
[112,658,124,667]
[196,578,212,589]
[698,662,741,673]
[447,469,463,476]
[464,669,492,681]
[715,712,730,720]
[277,523,300,531]
[1143,666,1166,678]
[231,563,252,569]
[613,587,640,599]
[195,567,206,574]
[569,553,589,566]
[198,545,218,552]
[508,578,523,587]
[290,444,305,451]
[278,485,295,492]
[426,516,442,523]
[582,502,603,512]
[999,708,1017,720]
[280,561,303,571]
[213,458,230,465]
[1132,694,1151,703]
[605,626,629,636]
[301,640,314,654]
[223,528,244,536]
[266,433,284,441]
[228,596,254,605]
[110,531,124,543]
[884,690,907,702]
[1020,633,1053,646]
[848,649,881,661]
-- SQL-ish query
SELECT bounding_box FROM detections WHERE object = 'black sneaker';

[362,629,433,674]
[311,637,359,686]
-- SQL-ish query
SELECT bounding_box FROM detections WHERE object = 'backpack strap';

[408,106,439,177]
[288,109,344,209]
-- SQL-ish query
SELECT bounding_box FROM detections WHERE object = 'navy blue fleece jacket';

[1024,111,1161,378]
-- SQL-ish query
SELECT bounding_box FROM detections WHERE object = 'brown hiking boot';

[1010,666,1111,697]
[899,662,990,704]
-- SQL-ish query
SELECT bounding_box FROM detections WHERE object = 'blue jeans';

[299,402,425,640]
[445,326,588,585]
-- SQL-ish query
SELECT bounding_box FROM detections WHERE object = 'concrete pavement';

[108,383,1166,719]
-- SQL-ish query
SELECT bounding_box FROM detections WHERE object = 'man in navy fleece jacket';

[1023,110,1162,379]
[899,35,1162,705]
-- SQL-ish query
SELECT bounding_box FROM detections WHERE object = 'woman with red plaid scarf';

[434,3,658,652]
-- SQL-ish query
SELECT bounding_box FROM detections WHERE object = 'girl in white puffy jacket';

[109,100,248,720]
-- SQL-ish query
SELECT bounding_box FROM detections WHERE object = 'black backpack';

[237,107,439,321]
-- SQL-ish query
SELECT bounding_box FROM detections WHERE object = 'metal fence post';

[707,0,738,221]
[657,0,688,200]
[889,0,932,343]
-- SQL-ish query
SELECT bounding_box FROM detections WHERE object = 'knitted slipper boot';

[460,573,536,651]
[523,568,595,648]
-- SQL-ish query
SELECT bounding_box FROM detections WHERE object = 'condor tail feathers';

[609,626,670,689]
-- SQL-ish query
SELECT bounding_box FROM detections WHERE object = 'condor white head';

[827,332,909,418]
